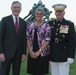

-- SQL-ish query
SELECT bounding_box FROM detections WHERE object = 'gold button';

[58,24,60,25]
[56,33,58,35]
[64,47,66,49]
[56,28,58,31]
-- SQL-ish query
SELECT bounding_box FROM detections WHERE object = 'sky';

[0,0,76,25]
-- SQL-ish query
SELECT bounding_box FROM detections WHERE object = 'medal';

[60,25,69,34]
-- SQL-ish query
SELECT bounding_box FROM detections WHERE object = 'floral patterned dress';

[27,21,51,74]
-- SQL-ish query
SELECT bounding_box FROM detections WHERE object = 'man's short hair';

[11,1,21,8]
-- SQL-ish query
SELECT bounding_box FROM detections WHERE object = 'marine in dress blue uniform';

[49,4,75,75]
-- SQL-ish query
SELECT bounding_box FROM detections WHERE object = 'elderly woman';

[26,8,51,75]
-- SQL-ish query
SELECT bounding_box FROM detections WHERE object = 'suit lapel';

[18,18,22,34]
[9,15,17,34]
[10,16,23,34]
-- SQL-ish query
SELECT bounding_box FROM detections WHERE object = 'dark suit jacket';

[49,18,75,62]
[0,15,26,58]
[0,21,1,30]
[75,32,76,48]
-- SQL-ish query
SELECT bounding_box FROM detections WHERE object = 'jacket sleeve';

[68,22,75,58]
[0,18,6,53]
[23,21,27,55]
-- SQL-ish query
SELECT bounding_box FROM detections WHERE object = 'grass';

[9,54,76,75]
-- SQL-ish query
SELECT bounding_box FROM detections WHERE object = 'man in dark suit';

[49,4,75,75]
[0,1,26,75]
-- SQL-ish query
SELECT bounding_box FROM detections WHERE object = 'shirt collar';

[12,14,19,23]
[12,14,19,19]
[56,18,64,22]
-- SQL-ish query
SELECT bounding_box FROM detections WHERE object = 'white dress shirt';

[12,14,19,27]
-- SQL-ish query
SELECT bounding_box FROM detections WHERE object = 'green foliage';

[49,17,56,21]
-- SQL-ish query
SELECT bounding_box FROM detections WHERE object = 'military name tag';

[60,25,69,34]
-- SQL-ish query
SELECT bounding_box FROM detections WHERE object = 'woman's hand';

[29,50,37,59]
[34,50,41,58]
